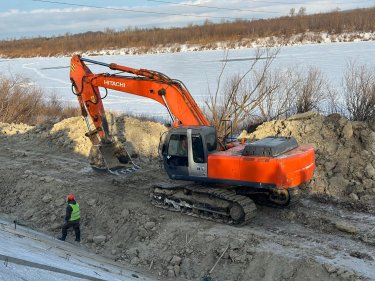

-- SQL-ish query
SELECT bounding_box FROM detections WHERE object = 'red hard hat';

[67,194,75,201]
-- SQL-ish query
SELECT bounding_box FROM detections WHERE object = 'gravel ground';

[0,113,374,281]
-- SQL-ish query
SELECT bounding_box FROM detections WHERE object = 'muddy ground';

[0,112,375,281]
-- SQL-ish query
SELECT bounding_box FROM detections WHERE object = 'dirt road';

[0,114,374,281]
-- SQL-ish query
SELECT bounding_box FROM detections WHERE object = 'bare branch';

[344,62,375,121]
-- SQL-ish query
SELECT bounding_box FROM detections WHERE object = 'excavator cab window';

[167,134,188,166]
[206,133,217,152]
[192,134,205,163]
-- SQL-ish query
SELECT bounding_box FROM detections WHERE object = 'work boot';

[75,238,80,242]
[57,236,66,241]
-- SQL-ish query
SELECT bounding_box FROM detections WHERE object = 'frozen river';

[0,41,374,119]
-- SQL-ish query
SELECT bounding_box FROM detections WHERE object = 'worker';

[58,194,81,242]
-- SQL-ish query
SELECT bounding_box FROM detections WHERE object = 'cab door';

[188,131,207,178]
[162,133,189,179]
[162,129,208,180]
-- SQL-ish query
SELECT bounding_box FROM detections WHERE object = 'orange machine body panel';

[70,54,209,135]
[207,144,315,189]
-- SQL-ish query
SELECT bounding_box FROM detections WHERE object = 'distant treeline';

[0,7,374,58]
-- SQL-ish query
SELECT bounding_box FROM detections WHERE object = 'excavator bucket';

[88,140,140,174]
[99,142,127,169]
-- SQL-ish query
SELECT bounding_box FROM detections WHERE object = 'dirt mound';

[0,114,167,159]
[1,113,375,281]
[240,112,375,208]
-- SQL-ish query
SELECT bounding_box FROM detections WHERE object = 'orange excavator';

[70,54,315,225]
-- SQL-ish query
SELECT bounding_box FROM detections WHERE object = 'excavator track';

[91,165,141,175]
[151,183,257,225]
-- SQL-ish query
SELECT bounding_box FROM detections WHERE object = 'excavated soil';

[1,112,375,281]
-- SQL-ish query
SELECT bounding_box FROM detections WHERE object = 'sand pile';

[239,112,375,206]
[0,114,167,159]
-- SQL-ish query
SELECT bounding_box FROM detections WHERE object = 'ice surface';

[0,41,374,119]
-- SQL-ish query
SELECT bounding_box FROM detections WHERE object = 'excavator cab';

[162,126,217,180]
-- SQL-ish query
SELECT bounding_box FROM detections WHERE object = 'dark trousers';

[62,221,80,241]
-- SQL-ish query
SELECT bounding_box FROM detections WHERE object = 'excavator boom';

[70,55,209,132]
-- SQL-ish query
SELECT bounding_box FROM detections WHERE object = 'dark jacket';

[65,200,80,223]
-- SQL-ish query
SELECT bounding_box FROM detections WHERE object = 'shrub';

[344,63,375,122]
[295,68,328,114]
[0,74,79,125]
[207,52,346,132]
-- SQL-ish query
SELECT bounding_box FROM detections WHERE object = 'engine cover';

[242,136,298,157]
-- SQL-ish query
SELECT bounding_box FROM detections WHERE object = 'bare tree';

[298,7,306,16]
[344,63,375,121]
[257,67,329,120]
[257,68,302,121]
[205,48,279,138]
[294,67,327,114]
[289,8,296,17]
[322,87,346,116]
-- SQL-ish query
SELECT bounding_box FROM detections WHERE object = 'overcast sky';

[0,0,374,40]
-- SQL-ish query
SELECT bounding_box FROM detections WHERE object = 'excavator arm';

[70,54,209,140]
